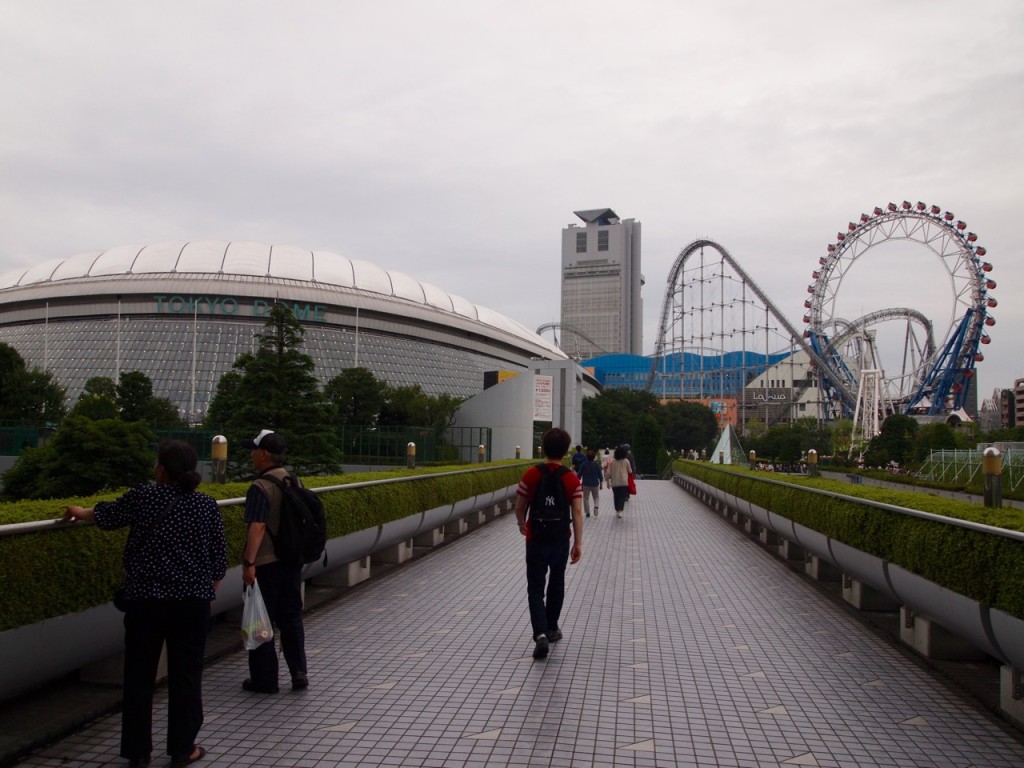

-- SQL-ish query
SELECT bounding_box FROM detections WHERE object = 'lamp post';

[983,447,1002,508]
[211,435,227,484]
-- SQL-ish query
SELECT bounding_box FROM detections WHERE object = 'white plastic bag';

[241,580,274,650]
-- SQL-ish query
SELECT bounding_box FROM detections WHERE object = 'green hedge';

[0,462,527,633]
[677,461,1024,621]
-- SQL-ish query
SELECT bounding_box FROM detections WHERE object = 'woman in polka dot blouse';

[65,439,227,768]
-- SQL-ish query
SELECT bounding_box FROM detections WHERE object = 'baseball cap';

[240,429,287,454]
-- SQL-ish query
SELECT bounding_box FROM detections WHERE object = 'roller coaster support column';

[983,447,1002,508]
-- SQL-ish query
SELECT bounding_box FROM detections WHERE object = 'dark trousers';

[613,485,630,511]
[249,560,306,686]
[121,599,210,762]
[525,538,571,638]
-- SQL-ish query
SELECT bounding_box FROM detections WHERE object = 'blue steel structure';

[586,350,788,398]
[804,202,994,417]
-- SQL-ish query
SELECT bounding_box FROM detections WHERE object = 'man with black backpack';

[514,427,584,660]
[239,429,309,694]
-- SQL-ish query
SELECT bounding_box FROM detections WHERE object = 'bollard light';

[515,445,521,459]
[211,435,227,484]
[748,449,756,471]
[983,446,1002,508]
[807,448,819,477]
[407,441,416,469]
[478,444,486,464]
[718,450,724,465]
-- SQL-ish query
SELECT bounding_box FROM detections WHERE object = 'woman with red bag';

[608,445,633,519]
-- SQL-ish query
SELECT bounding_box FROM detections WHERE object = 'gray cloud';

[1,1,1022,400]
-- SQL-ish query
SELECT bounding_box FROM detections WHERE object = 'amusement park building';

[0,241,569,422]
[583,348,826,429]
[560,209,643,359]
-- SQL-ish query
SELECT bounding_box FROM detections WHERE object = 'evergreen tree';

[205,302,341,475]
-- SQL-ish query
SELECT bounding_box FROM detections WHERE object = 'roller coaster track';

[646,239,859,410]
[535,322,611,359]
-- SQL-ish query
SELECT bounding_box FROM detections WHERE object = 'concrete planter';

[791,521,835,564]
[828,539,899,603]
[990,608,1024,671]
[888,564,1007,663]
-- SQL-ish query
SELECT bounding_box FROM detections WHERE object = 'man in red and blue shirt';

[515,427,584,659]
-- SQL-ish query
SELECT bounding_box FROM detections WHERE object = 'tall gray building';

[560,208,642,359]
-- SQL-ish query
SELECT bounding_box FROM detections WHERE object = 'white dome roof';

[0,240,564,358]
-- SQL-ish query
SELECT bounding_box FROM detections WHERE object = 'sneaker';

[291,674,309,690]
[594,507,599,518]
[547,628,563,642]
[242,678,279,694]
[616,511,623,519]
[532,634,549,659]
[585,512,590,518]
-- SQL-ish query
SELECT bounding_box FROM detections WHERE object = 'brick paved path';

[15,480,1024,767]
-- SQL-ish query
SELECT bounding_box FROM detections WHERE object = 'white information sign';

[533,375,553,422]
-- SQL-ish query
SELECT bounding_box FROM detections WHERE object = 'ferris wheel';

[804,201,995,416]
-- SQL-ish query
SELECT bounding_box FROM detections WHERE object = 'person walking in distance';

[609,445,632,519]
[514,428,583,659]
[239,429,309,693]
[601,448,613,489]
[579,449,603,518]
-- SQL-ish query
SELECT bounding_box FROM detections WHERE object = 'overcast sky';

[1,1,1021,402]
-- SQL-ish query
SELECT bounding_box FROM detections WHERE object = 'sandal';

[169,745,206,767]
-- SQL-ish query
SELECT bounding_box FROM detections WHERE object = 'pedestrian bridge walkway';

[12,480,1024,767]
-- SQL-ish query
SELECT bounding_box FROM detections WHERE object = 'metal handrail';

[0,463,531,538]
[677,464,1024,543]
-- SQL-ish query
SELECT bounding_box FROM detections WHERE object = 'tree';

[70,376,119,420]
[581,389,660,449]
[379,384,430,427]
[864,413,918,467]
[2,416,154,499]
[116,370,186,429]
[632,414,664,475]
[116,371,155,423]
[656,401,718,454]
[829,418,853,459]
[914,422,958,461]
[204,303,341,475]
[0,341,66,423]
[325,367,385,427]
[205,371,243,432]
